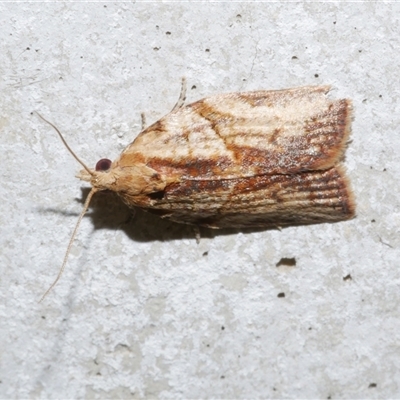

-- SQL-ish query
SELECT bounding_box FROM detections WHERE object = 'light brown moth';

[38,80,355,300]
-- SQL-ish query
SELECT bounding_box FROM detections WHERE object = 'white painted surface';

[1,3,399,398]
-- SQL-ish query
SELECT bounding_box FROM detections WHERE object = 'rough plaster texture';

[1,2,399,399]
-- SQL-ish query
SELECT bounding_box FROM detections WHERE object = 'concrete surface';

[1,2,400,399]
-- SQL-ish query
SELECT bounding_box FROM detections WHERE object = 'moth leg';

[140,112,147,130]
[171,77,187,112]
[193,225,201,244]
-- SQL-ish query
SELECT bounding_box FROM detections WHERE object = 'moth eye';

[95,158,112,171]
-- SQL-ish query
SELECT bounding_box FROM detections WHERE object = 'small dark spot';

[153,47,160,51]
[383,168,387,172]
[80,56,83,59]
[292,56,298,59]
[59,76,63,80]
[221,326,225,330]
[35,49,39,52]
[104,4,107,7]
[333,21,336,24]
[314,73,319,78]
[166,31,171,35]
[379,94,382,98]
[371,219,376,223]
[191,85,197,90]
[343,274,352,281]
[41,316,46,319]
[202,251,208,257]
[206,344,210,347]
[220,375,225,379]
[147,191,165,200]
[273,387,277,391]
[276,257,296,267]
[26,47,30,50]
[277,292,285,298]
[362,98,367,103]
[327,396,331,399]
[96,372,102,375]
[236,14,241,18]
[156,25,159,29]
[359,49,362,53]
[242,78,247,81]
[308,327,312,330]
[369,383,377,388]
[205,48,210,52]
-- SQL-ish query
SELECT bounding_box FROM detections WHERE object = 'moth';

[38,79,355,300]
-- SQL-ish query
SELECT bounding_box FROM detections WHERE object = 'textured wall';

[1,2,399,398]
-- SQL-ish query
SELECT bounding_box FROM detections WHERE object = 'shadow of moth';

[38,79,355,301]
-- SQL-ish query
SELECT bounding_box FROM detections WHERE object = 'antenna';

[35,112,96,301]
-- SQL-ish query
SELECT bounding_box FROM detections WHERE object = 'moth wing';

[118,86,352,180]
[142,166,355,229]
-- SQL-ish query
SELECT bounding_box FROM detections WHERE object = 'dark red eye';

[95,158,112,171]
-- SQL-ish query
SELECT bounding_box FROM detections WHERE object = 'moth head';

[76,158,114,190]
[78,155,167,196]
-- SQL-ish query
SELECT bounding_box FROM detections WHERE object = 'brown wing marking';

[118,86,352,180]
